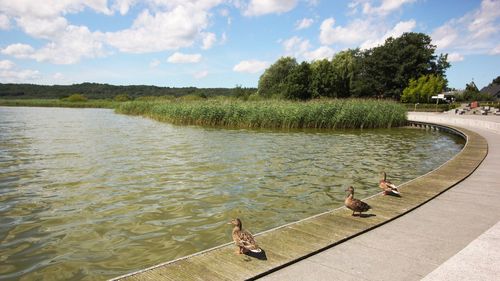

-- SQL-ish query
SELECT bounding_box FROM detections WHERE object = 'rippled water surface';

[0,106,464,280]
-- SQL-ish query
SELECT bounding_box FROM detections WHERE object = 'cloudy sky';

[0,0,499,89]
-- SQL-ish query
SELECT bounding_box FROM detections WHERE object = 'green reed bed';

[0,99,119,108]
[117,99,407,129]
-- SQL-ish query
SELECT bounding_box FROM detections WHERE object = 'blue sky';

[0,0,499,89]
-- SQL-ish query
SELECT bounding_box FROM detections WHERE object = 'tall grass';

[0,99,119,108]
[117,99,407,129]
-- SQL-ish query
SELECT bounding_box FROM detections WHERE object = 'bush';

[66,94,87,102]
[114,94,131,102]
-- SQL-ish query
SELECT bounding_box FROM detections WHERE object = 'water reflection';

[0,106,464,280]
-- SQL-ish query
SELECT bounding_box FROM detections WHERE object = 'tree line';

[257,32,450,101]
[0,82,255,100]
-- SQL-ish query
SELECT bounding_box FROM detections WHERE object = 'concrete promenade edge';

[260,112,500,281]
[110,112,493,281]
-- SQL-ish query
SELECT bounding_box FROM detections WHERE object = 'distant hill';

[479,76,500,100]
[0,83,255,99]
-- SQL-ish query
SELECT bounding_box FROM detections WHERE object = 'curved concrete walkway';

[260,113,500,281]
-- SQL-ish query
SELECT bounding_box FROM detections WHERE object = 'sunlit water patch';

[0,106,464,280]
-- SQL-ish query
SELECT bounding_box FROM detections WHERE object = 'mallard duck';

[228,218,261,254]
[344,186,371,216]
[379,171,400,195]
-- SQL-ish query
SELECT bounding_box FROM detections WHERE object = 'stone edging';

[110,121,488,281]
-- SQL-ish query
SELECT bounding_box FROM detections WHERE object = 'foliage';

[493,76,500,84]
[404,102,459,112]
[0,82,249,100]
[331,50,356,98]
[65,93,88,102]
[310,59,335,98]
[116,99,407,129]
[257,32,449,101]
[401,74,446,103]
[114,94,131,102]
[231,85,256,100]
[283,61,312,100]
[258,57,298,98]
[455,92,494,102]
[453,81,493,102]
[352,33,449,99]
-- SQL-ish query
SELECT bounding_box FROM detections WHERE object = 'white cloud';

[0,1,105,64]
[1,43,35,58]
[105,5,211,53]
[431,24,458,50]
[320,16,417,50]
[467,0,500,39]
[244,0,298,16]
[431,0,500,55]
[360,19,416,49]
[295,18,313,30]
[149,59,161,68]
[492,44,500,55]
[53,72,64,79]
[167,52,202,63]
[219,8,229,17]
[15,16,68,39]
[35,26,104,64]
[447,52,464,62]
[0,60,39,82]
[0,0,111,18]
[201,32,217,49]
[320,17,374,45]
[233,60,269,73]
[220,32,227,44]
[194,70,209,79]
[307,0,320,6]
[282,36,335,61]
[303,46,335,61]
[0,69,40,82]
[0,14,10,29]
[112,0,138,15]
[282,36,312,58]
[0,59,15,70]
[362,0,416,16]
[0,1,226,64]
[1,26,103,65]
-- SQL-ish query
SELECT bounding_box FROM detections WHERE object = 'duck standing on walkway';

[345,186,371,216]
[379,171,400,196]
[228,218,262,254]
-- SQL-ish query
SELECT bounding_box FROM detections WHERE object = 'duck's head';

[381,171,387,180]
[228,218,242,228]
[345,186,355,194]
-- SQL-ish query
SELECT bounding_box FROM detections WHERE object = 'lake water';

[0,106,464,280]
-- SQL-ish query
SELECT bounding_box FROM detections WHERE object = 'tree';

[310,59,335,98]
[352,33,450,99]
[455,80,493,102]
[258,57,298,98]
[331,50,356,98]
[401,74,446,103]
[283,61,312,100]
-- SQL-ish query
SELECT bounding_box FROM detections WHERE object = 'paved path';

[260,113,500,281]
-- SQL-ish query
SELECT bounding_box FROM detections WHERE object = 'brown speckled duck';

[344,186,371,216]
[379,171,400,195]
[228,218,261,254]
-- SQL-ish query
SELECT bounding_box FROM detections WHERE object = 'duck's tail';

[249,248,262,253]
